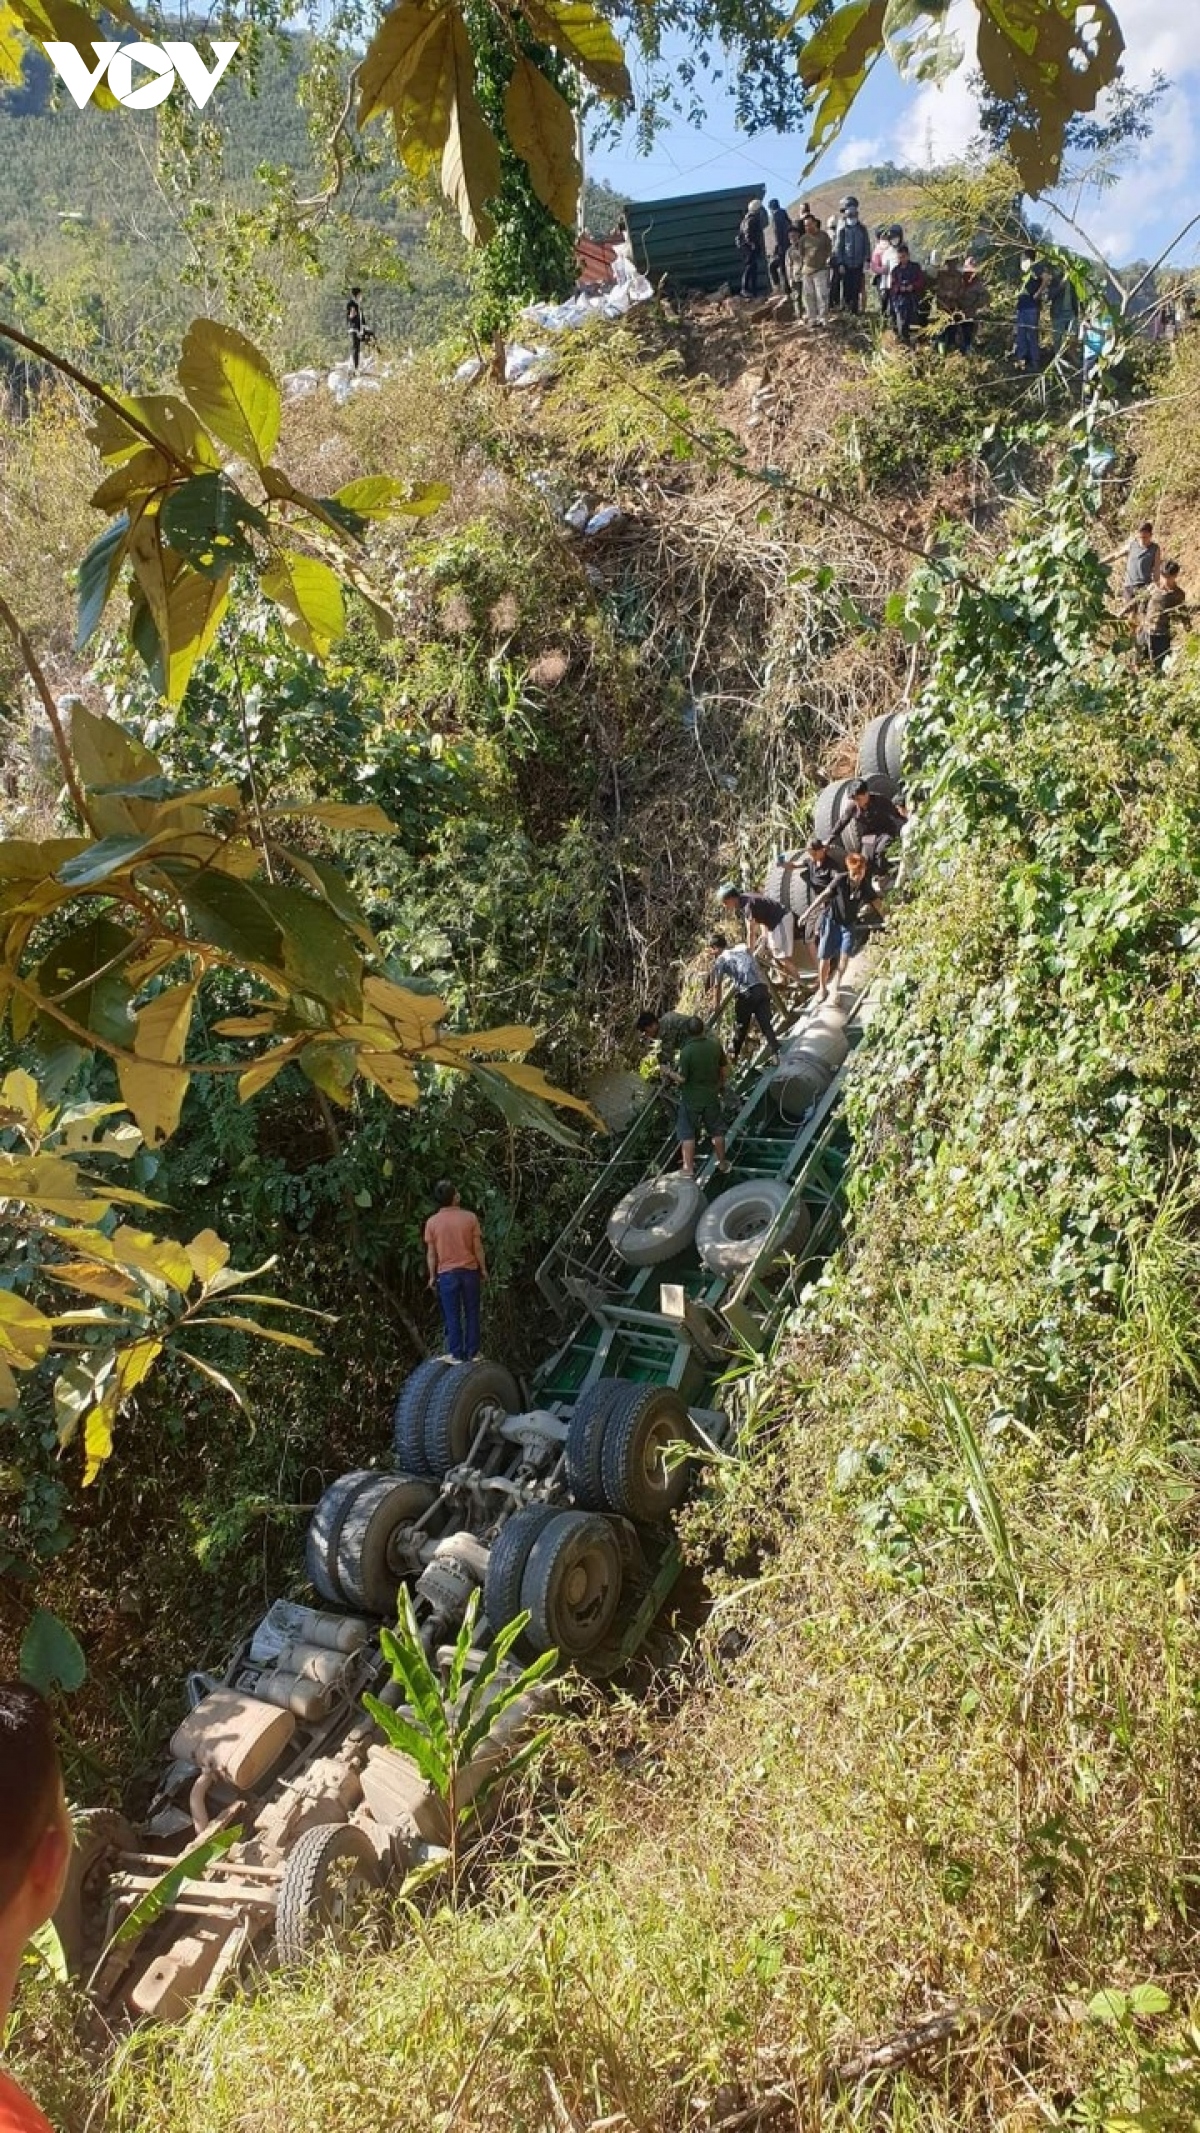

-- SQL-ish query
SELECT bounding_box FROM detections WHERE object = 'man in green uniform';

[668,1014,731,1179]
[636,1007,696,1073]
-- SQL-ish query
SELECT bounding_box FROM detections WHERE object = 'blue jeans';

[436,1268,481,1361]
[1015,323,1040,370]
[819,914,855,965]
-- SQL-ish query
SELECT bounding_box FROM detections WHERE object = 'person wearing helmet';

[834,196,871,313]
[766,198,793,291]
[717,883,806,981]
[736,196,767,298]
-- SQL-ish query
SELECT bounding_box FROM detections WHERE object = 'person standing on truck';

[668,1015,731,1178]
[717,883,806,983]
[636,1007,696,1073]
[424,1180,488,1364]
[707,935,782,1064]
[815,849,883,1004]
[0,1682,72,2133]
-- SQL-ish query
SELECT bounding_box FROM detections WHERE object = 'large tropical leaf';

[504,57,579,225]
[177,320,282,470]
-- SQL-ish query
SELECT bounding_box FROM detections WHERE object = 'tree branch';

[0,319,193,472]
[0,587,95,831]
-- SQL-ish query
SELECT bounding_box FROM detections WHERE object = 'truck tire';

[391,1358,453,1474]
[884,711,906,782]
[422,1360,520,1477]
[520,1511,623,1659]
[54,1808,137,1975]
[483,1504,560,1637]
[857,713,893,780]
[607,1174,704,1267]
[335,1474,438,1615]
[598,1385,695,1523]
[305,1470,382,1605]
[276,1823,382,1966]
[696,1179,811,1280]
[566,1378,641,1510]
[764,856,811,922]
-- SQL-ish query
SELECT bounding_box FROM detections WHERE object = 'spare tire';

[771,1051,835,1122]
[607,1174,704,1267]
[391,1358,453,1474]
[696,1179,811,1279]
[857,713,893,780]
[764,855,811,921]
[276,1823,382,1966]
[883,710,906,782]
[306,1470,383,1606]
[422,1360,520,1476]
[335,1474,438,1615]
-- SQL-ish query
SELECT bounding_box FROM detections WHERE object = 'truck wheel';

[695,1179,811,1280]
[53,1808,136,1975]
[599,1385,695,1523]
[276,1824,382,1966]
[305,1470,382,1606]
[335,1474,438,1615]
[391,1358,452,1474]
[606,1174,704,1267]
[566,1379,640,1510]
[857,713,893,780]
[520,1511,623,1658]
[483,1504,560,1638]
[422,1360,520,1477]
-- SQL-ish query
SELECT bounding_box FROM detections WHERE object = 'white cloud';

[832,134,885,175]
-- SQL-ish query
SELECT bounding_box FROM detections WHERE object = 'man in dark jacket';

[815,850,883,1003]
[737,199,766,298]
[833,196,870,313]
[829,780,907,871]
[1138,560,1187,670]
[767,199,793,290]
[1014,257,1046,371]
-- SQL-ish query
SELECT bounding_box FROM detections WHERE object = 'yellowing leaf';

[358,1052,421,1106]
[133,980,198,1067]
[116,980,199,1147]
[82,1398,115,1487]
[504,56,580,225]
[484,1058,604,1128]
[115,1337,163,1396]
[386,9,459,175]
[260,552,346,658]
[0,1355,18,1410]
[238,1047,297,1102]
[0,1068,49,1128]
[193,1314,322,1356]
[68,1224,194,1296]
[518,0,631,98]
[0,3,24,82]
[186,1229,231,1285]
[358,0,450,123]
[67,703,164,837]
[362,975,447,1041]
[43,1262,147,1308]
[267,801,397,835]
[440,16,501,245]
[178,319,282,469]
[213,1013,281,1037]
[89,449,179,513]
[0,1289,53,1370]
[432,1024,536,1056]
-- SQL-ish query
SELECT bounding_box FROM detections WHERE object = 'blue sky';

[589,0,1200,272]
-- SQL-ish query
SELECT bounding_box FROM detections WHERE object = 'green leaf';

[361,1694,447,1787]
[260,883,363,1015]
[109,1825,241,1948]
[76,516,131,650]
[1087,1988,1128,2023]
[160,473,269,579]
[299,1038,359,1105]
[166,868,283,967]
[447,1590,482,1707]
[331,476,450,521]
[260,551,346,658]
[178,320,281,470]
[471,1064,582,1149]
[458,1643,557,1767]
[56,835,157,888]
[1127,1983,1171,2017]
[28,1919,68,1981]
[36,917,136,1050]
[20,1607,87,1695]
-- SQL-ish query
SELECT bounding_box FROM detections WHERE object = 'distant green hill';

[0,34,469,371]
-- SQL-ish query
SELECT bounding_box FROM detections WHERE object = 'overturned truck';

[59,960,874,2021]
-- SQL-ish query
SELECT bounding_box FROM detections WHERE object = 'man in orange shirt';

[424,1178,489,1363]
[0,1683,73,2132]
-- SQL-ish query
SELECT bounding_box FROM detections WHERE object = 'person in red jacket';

[0,1683,72,2132]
